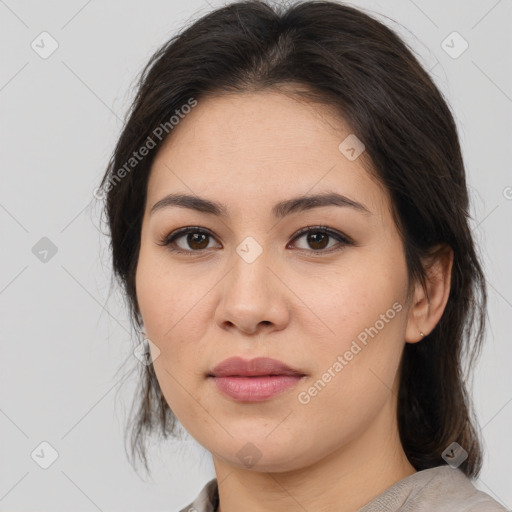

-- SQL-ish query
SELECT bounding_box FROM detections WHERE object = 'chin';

[204,430,315,472]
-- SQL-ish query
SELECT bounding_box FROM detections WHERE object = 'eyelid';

[158,226,220,250]
[290,225,354,245]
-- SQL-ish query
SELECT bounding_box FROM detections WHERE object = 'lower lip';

[210,375,305,402]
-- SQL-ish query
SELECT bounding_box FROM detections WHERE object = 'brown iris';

[187,232,209,250]
[306,231,329,250]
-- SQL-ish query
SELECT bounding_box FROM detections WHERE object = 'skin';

[135,90,453,512]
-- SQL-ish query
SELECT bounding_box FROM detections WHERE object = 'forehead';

[147,91,389,218]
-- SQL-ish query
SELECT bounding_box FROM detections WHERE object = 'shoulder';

[359,466,507,511]
[179,468,507,512]
[178,478,218,512]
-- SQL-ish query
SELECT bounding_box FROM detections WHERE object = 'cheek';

[295,261,405,341]
[135,246,212,394]
[291,286,406,446]
[135,260,167,338]
[135,242,194,339]
[293,262,407,393]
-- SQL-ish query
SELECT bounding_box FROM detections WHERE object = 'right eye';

[158,227,220,255]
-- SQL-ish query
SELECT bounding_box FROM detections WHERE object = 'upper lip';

[209,357,305,377]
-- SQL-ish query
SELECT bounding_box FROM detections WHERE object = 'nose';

[214,244,290,336]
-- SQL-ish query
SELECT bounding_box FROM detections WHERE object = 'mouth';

[208,374,306,402]
[208,356,306,378]
[208,356,306,402]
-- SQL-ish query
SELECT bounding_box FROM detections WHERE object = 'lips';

[209,356,305,378]
[208,356,306,402]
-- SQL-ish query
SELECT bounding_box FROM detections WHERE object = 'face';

[136,90,413,472]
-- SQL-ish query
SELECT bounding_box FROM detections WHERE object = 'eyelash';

[157,225,354,257]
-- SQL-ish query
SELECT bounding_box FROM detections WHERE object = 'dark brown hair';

[98,0,487,478]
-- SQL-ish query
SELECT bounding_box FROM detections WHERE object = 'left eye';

[158,226,352,255]
[291,227,351,252]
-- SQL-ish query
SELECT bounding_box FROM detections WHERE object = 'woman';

[98,1,507,510]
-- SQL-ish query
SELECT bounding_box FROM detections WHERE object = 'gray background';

[1,0,511,510]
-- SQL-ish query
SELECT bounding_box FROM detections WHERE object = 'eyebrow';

[150,191,372,218]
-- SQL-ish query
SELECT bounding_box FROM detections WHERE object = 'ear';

[405,244,454,343]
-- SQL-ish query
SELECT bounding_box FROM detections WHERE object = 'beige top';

[178,465,507,511]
